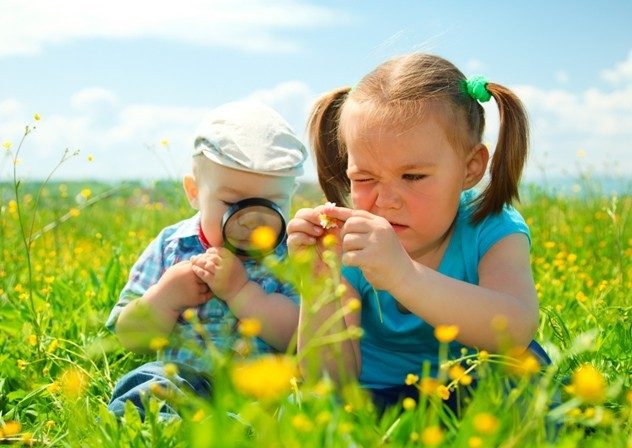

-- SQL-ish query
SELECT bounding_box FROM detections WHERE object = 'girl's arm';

[393,234,539,351]
[288,206,362,381]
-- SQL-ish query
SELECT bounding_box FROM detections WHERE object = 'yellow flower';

[238,318,262,338]
[571,364,606,404]
[47,339,59,353]
[544,241,556,249]
[405,373,419,386]
[191,409,205,422]
[421,426,444,446]
[28,334,38,346]
[418,377,440,395]
[1,140,12,150]
[149,336,169,351]
[33,113,41,121]
[468,436,483,448]
[505,347,540,377]
[164,363,178,378]
[231,355,297,401]
[437,385,450,400]
[346,298,361,312]
[17,359,27,370]
[434,324,459,343]
[473,412,499,434]
[402,397,416,411]
[80,188,92,199]
[448,364,473,385]
[87,154,94,162]
[319,213,338,230]
[322,233,337,248]
[316,411,331,424]
[182,308,196,321]
[291,414,313,432]
[160,138,170,147]
[60,368,88,399]
[1,421,21,437]
[69,208,81,217]
[250,226,277,251]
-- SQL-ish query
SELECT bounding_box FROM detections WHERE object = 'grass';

[0,172,630,446]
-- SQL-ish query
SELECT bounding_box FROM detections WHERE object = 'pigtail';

[471,83,529,223]
[307,87,352,206]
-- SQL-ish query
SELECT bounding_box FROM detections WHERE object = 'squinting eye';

[402,174,426,181]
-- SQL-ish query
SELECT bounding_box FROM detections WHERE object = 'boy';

[107,101,308,418]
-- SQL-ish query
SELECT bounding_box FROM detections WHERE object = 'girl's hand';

[324,207,414,292]
[191,247,248,303]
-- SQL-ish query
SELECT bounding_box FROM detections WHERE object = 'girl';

[287,53,551,409]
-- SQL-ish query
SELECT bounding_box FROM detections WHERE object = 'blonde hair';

[308,53,529,223]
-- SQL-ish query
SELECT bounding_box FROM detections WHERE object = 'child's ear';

[463,143,489,190]
[183,174,200,209]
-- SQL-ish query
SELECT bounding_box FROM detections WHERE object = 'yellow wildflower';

[191,409,205,422]
[149,336,169,351]
[2,421,21,437]
[164,363,178,378]
[87,154,94,162]
[250,226,276,251]
[291,414,313,432]
[27,334,37,346]
[468,436,483,448]
[421,426,444,446]
[33,113,41,121]
[402,397,416,411]
[182,308,196,321]
[231,355,296,401]
[2,140,12,150]
[80,188,92,199]
[322,233,337,248]
[160,138,170,147]
[346,298,361,312]
[505,347,540,377]
[405,373,419,386]
[238,318,262,338]
[473,412,499,434]
[448,364,473,385]
[437,385,450,400]
[47,339,59,353]
[418,377,440,395]
[434,324,459,343]
[60,368,88,399]
[69,208,80,217]
[571,364,606,404]
[316,411,331,424]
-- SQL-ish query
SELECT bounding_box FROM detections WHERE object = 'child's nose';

[374,183,401,209]
[237,213,265,230]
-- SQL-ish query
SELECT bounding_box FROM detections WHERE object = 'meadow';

[0,133,630,446]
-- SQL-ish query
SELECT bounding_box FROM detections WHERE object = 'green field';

[0,176,630,447]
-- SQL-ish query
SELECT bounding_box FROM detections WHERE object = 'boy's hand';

[151,261,213,314]
[191,247,248,303]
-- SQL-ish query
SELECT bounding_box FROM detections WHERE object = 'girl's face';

[342,103,477,263]
[184,159,294,249]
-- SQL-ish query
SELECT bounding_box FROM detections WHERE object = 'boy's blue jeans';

[108,361,212,419]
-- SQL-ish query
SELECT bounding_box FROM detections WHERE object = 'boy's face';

[184,158,295,249]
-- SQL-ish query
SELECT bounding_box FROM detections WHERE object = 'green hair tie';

[465,75,491,102]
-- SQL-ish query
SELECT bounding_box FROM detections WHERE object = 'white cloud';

[480,52,632,180]
[0,81,317,181]
[0,0,345,58]
[601,49,632,85]
[555,70,569,84]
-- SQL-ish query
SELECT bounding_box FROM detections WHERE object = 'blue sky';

[1,0,631,184]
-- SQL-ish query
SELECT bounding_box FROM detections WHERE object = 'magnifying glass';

[221,198,286,257]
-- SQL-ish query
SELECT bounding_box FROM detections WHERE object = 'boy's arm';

[115,261,212,353]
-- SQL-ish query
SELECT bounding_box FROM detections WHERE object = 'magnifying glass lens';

[222,198,286,257]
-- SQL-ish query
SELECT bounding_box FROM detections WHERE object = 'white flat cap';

[193,100,308,177]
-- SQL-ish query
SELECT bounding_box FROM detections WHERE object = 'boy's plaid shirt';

[106,213,298,371]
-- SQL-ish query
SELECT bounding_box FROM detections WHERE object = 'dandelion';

[402,397,416,411]
[80,188,92,199]
[2,140,12,150]
[149,336,169,351]
[47,339,59,353]
[344,403,353,413]
[60,368,88,399]
[434,324,459,343]
[160,138,170,147]
[28,334,37,346]
[33,113,41,121]
[238,318,262,338]
[87,154,94,162]
[421,426,444,446]
[544,241,556,249]
[437,385,450,400]
[473,412,499,434]
[231,355,296,401]
[505,347,540,377]
[570,364,606,404]
[1,421,21,437]
[250,226,276,251]
[316,411,331,424]
[468,436,483,448]
[17,359,27,370]
[69,208,81,217]
[418,377,440,395]
[449,364,473,385]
